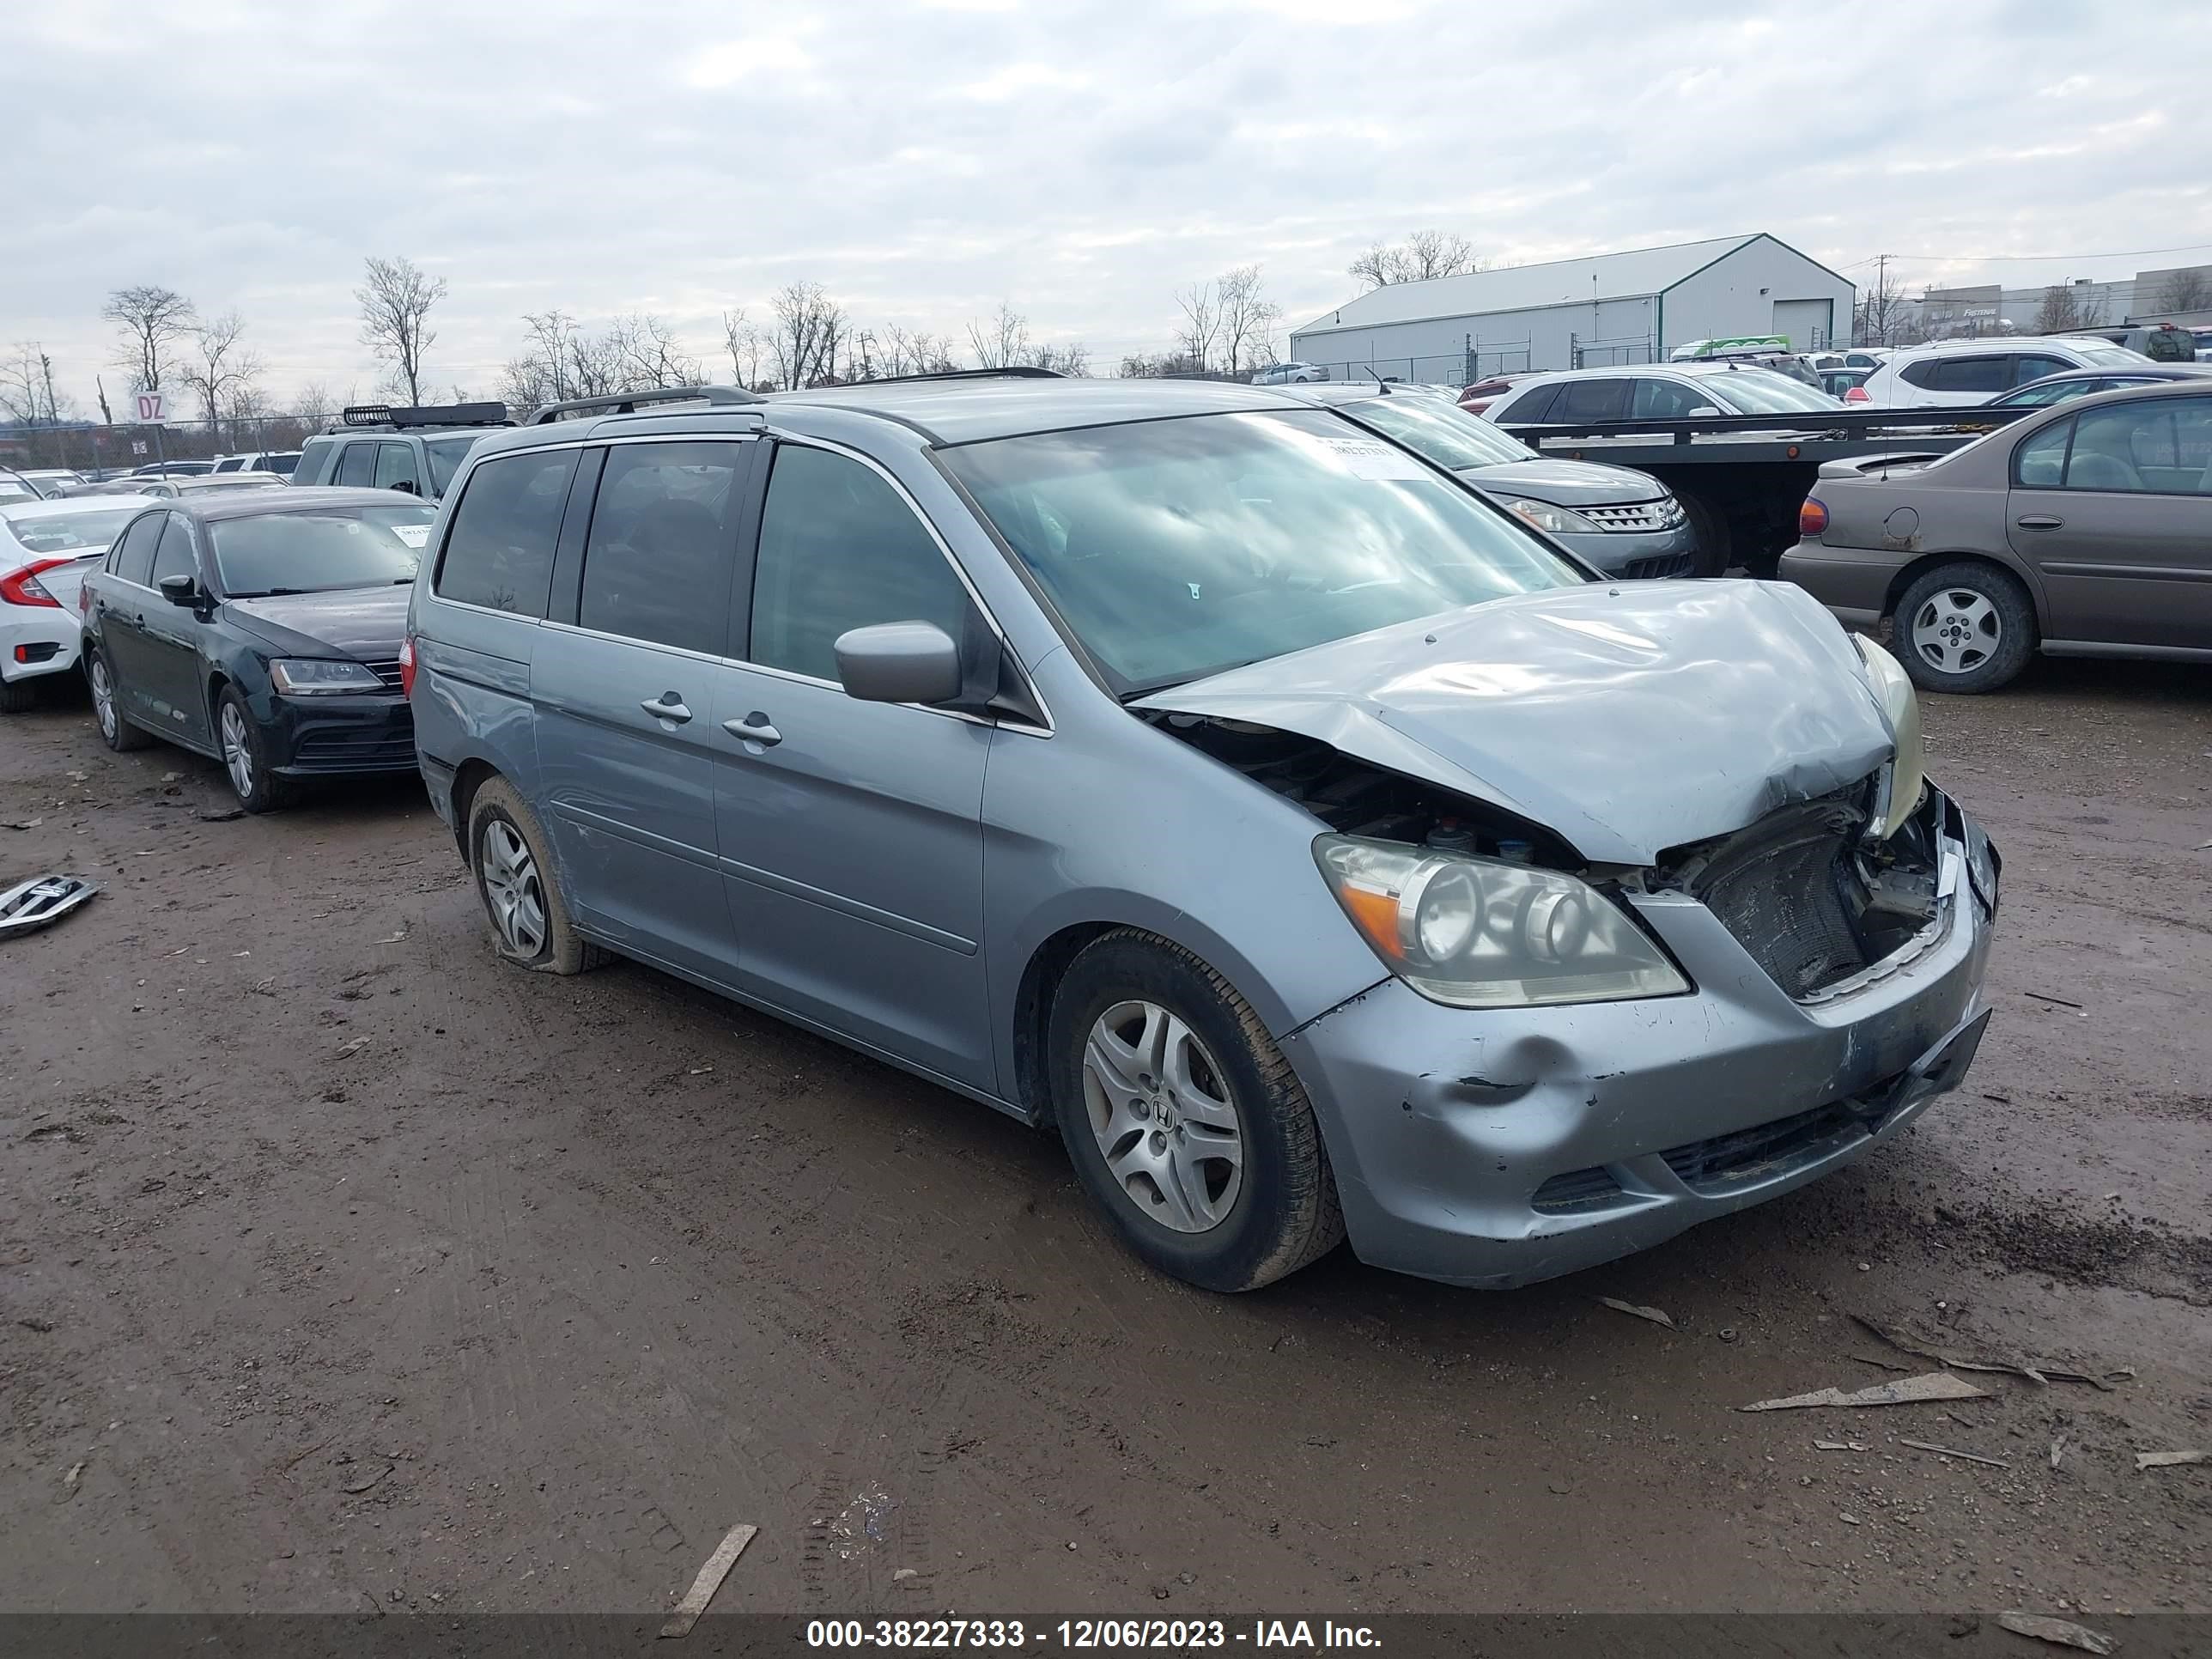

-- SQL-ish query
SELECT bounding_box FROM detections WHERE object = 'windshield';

[1340,394,1532,471]
[3,507,142,556]
[940,409,1583,693]
[425,434,483,496]
[208,504,438,598]
[2074,342,2152,367]
[1700,368,1842,414]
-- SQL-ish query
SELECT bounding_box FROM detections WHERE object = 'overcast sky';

[8,0,2212,413]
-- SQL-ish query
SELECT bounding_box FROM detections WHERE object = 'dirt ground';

[3,655,2208,1624]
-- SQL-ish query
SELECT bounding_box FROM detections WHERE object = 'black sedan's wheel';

[88,648,151,751]
[466,777,599,975]
[216,686,298,812]
[1893,562,2036,695]
[1048,930,1343,1291]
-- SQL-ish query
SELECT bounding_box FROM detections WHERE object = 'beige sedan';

[1783,380,2212,692]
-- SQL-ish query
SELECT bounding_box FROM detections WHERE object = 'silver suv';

[406,374,1996,1292]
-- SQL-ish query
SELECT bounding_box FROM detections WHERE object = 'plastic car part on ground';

[0,873,99,935]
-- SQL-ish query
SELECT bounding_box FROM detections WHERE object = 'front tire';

[216,686,298,812]
[466,776,599,975]
[1893,561,2036,694]
[1048,931,1343,1291]
[88,647,151,750]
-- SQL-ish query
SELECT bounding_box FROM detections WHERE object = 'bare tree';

[723,308,772,390]
[0,343,60,425]
[179,311,264,433]
[769,281,845,388]
[1852,261,1909,346]
[1217,264,1285,377]
[613,314,702,388]
[2155,268,2209,315]
[101,285,198,392]
[1028,341,1090,376]
[1348,229,1479,289]
[966,301,1031,369]
[1174,281,1222,373]
[356,256,448,405]
[2032,283,2097,336]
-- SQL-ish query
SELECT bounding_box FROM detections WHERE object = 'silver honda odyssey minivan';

[404,373,1997,1293]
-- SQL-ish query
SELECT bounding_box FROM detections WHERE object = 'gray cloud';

[5,0,2209,410]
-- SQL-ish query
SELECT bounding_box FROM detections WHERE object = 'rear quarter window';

[1492,384,1558,423]
[295,437,337,484]
[431,448,579,617]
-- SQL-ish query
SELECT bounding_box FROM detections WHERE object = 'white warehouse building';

[1286,233,1856,386]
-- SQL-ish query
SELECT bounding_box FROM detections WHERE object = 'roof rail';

[836,367,1065,387]
[529,386,765,425]
[340,400,511,430]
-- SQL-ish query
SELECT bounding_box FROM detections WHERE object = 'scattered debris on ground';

[1898,1437,2008,1469]
[660,1522,757,1638]
[1741,1373,1988,1412]
[1996,1612,2117,1654]
[1850,1313,2132,1389]
[1597,1297,1675,1329]
[2134,1449,2206,1470]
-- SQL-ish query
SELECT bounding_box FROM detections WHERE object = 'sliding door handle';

[641,693,693,723]
[723,713,781,747]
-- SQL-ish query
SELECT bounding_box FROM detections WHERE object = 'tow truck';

[1492,404,2043,577]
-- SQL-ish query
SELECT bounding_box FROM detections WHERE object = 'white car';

[0,497,148,711]
[15,469,88,498]
[1807,349,1893,372]
[208,450,302,477]
[1482,362,1843,424]
[1855,336,2151,408]
[1249,362,1328,385]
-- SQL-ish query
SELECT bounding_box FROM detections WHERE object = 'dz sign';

[134,391,167,424]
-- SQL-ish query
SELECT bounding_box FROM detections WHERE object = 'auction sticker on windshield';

[391,523,431,548]
[1313,434,1429,481]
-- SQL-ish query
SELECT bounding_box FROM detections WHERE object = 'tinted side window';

[1898,359,1940,388]
[577,441,745,654]
[749,446,971,682]
[1555,379,1630,422]
[295,437,337,484]
[374,442,422,495]
[2011,355,2072,386]
[112,512,164,584]
[334,442,376,487]
[1929,356,2008,393]
[1631,377,1708,418]
[1492,384,1556,423]
[433,449,579,617]
[149,514,197,585]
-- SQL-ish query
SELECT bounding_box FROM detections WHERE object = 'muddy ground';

[2,656,2207,1624]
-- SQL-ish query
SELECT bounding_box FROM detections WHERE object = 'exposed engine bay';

[1149,711,1943,1002]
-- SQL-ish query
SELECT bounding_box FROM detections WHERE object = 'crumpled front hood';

[224,586,410,660]
[1135,580,1894,866]
[1459,456,1669,505]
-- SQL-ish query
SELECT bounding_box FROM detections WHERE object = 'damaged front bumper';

[1282,787,1997,1289]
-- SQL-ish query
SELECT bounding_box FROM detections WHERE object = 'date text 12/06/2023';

[804,1619,1382,1649]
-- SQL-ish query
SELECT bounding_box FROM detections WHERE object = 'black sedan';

[80,488,436,811]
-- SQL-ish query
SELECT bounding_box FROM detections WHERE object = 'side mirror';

[1689,404,1723,417]
[157,574,199,606]
[834,621,962,706]
[390,479,418,496]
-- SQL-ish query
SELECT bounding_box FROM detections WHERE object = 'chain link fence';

[2,412,338,477]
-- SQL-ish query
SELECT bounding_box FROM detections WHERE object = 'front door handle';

[723,712,782,747]
[2014,514,2063,530]
[641,692,692,724]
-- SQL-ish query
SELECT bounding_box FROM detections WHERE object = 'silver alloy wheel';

[219,702,254,799]
[1909,586,2001,678]
[479,819,547,957]
[90,656,117,741]
[1081,1000,1245,1234]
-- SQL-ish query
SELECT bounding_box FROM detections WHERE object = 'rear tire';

[1680,493,1732,577]
[88,647,152,751]
[0,678,40,714]
[1893,561,2036,694]
[1048,930,1343,1292]
[467,776,602,975]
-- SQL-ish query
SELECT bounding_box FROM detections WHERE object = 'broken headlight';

[1854,636,1925,841]
[1314,835,1691,1008]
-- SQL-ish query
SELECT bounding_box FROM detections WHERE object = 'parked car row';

[18,370,1999,1298]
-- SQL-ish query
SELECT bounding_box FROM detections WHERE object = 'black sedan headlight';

[270,659,385,696]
